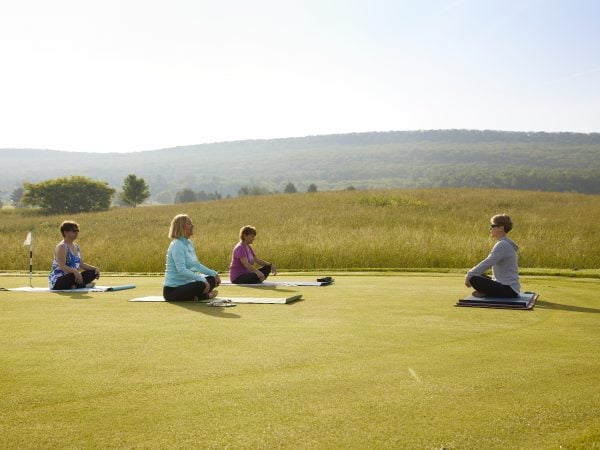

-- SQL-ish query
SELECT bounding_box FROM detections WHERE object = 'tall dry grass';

[1,188,599,273]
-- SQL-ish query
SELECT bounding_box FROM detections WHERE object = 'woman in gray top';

[465,214,520,298]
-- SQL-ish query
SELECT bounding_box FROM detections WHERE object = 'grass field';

[2,188,600,272]
[1,273,598,449]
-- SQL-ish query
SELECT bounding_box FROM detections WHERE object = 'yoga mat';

[128,294,303,304]
[456,292,538,310]
[3,285,136,293]
[222,280,331,287]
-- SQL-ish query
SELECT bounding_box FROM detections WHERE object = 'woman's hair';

[60,220,79,237]
[169,214,191,239]
[491,214,513,233]
[239,225,257,240]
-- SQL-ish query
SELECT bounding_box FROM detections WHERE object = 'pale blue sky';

[1,0,598,152]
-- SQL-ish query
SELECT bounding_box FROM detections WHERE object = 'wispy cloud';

[543,67,600,87]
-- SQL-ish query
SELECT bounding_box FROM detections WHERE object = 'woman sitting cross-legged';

[465,213,521,298]
[229,225,277,284]
[48,221,100,290]
[163,214,221,301]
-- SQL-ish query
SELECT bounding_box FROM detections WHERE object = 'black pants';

[470,274,519,298]
[231,265,271,284]
[163,276,216,301]
[52,270,98,290]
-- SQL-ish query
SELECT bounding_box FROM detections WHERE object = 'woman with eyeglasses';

[163,214,221,301]
[465,214,520,298]
[49,221,100,290]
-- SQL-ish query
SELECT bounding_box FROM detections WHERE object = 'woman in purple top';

[229,225,277,284]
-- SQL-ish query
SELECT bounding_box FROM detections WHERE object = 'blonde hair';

[169,214,191,239]
[239,225,257,240]
[491,214,513,233]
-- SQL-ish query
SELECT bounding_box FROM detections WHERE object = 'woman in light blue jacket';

[163,214,221,301]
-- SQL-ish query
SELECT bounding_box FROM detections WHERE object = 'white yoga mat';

[128,294,303,304]
[3,285,136,293]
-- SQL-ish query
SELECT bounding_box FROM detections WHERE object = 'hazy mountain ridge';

[2,130,599,199]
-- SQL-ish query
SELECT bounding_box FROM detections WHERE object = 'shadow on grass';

[169,302,241,318]
[47,292,241,318]
[227,285,299,294]
[54,292,95,299]
[536,300,600,314]
[167,294,305,316]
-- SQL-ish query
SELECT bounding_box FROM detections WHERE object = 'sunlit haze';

[1,0,599,153]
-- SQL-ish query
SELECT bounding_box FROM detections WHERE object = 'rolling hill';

[1,129,599,201]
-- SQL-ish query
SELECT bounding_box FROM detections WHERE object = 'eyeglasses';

[71,229,80,232]
[489,224,501,229]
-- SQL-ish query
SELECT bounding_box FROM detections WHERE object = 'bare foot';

[471,290,486,298]
[208,290,218,299]
[86,282,96,288]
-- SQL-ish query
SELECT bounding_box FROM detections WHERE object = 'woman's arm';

[239,256,266,281]
[254,256,277,275]
[55,244,83,284]
[79,261,100,278]
[171,241,205,281]
[465,241,505,284]
[190,258,220,285]
[190,259,218,278]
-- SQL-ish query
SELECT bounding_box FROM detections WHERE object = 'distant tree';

[155,191,174,204]
[120,174,150,207]
[307,184,318,193]
[238,185,273,197]
[345,186,356,191]
[175,188,197,203]
[10,187,24,207]
[21,176,115,214]
[284,182,297,194]
[112,195,128,207]
[197,190,223,201]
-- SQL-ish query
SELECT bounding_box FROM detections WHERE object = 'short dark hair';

[491,214,513,233]
[60,220,80,237]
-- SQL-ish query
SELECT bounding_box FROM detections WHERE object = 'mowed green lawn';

[1,274,599,449]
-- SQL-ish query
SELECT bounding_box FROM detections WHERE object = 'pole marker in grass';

[23,231,33,287]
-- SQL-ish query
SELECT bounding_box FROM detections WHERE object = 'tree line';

[237,182,317,196]
[5,163,599,215]
[3,130,599,200]
[13,174,150,214]
[173,181,318,202]
[5,176,321,214]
